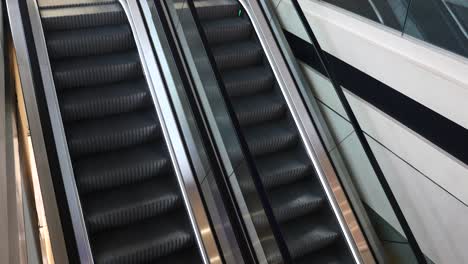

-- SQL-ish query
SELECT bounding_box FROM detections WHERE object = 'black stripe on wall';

[284,30,468,165]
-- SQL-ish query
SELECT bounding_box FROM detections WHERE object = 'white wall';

[276,0,468,131]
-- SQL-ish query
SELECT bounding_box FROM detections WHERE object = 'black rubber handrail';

[183,1,295,263]
[286,1,428,263]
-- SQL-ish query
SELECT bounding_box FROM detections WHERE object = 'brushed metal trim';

[24,0,94,262]
[2,31,27,264]
[158,1,273,262]
[6,0,70,262]
[137,1,248,263]
[0,3,8,260]
[123,1,221,263]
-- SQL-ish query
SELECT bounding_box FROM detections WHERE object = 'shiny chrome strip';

[0,3,8,260]
[123,1,221,263]
[22,0,94,262]
[137,1,247,263]
[238,1,365,263]
[10,86,28,264]
[1,25,26,263]
[7,0,70,262]
[155,1,270,262]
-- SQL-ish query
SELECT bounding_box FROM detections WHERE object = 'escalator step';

[195,1,239,21]
[41,3,125,31]
[296,253,341,264]
[47,24,134,59]
[38,0,118,9]
[259,235,283,264]
[84,176,182,233]
[245,121,298,157]
[251,180,324,227]
[53,51,142,90]
[223,66,274,97]
[269,180,324,223]
[66,111,160,157]
[202,17,252,45]
[59,79,151,122]
[213,40,263,71]
[283,217,339,260]
[92,210,194,264]
[74,143,171,193]
[239,151,311,192]
[232,93,287,126]
[155,246,203,264]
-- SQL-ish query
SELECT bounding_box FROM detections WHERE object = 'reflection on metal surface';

[10,37,54,264]
[162,0,284,262]
[125,1,221,263]
[240,1,375,263]
[328,167,374,263]
[6,0,70,262]
[2,32,28,264]
[27,0,94,261]
[139,1,241,261]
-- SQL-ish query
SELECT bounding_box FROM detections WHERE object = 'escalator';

[194,1,354,263]
[37,1,203,263]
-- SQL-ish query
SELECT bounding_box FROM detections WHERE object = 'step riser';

[54,60,142,90]
[203,21,252,45]
[47,27,134,59]
[196,4,240,21]
[67,123,160,158]
[60,88,152,122]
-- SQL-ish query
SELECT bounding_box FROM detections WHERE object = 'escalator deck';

[196,0,354,263]
[39,2,202,263]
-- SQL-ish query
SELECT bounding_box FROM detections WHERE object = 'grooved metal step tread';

[213,40,263,71]
[222,66,274,97]
[92,210,194,264]
[202,17,252,45]
[269,180,324,224]
[66,110,160,157]
[47,24,134,58]
[195,0,239,21]
[245,121,299,157]
[251,180,324,228]
[39,0,117,9]
[41,3,125,31]
[283,221,339,260]
[53,51,142,90]
[59,79,151,122]
[84,176,182,233]
[256,150,312,190]
[232,92,287,126]
[153,246,202,264]
[296,253,341,264]
[74,143,171,194]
